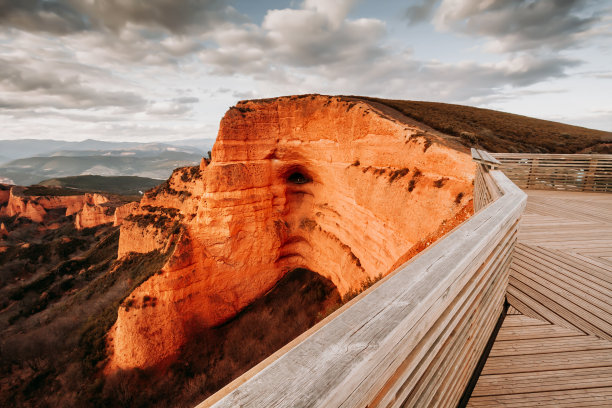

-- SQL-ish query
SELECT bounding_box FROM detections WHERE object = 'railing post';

[583,158,598,191]
[527,158,538,189]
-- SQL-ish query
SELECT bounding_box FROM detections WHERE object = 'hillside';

[0,153,201,186]
[359,97,612,154]
[39,175,163,196]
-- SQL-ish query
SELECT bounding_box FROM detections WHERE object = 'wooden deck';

[468,190,612,407]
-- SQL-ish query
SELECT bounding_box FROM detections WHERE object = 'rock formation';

[109,95,476,370]
[0,184,10,206]
[0,186,135,229]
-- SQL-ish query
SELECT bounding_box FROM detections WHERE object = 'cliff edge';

[109,95,476,370]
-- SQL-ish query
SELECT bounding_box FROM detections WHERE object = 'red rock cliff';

[109,95,476,370]
[0,186,135,229]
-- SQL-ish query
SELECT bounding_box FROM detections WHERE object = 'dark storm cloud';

[434,0,601,52]
[0,0,243,35]
[0,0,89,34]
[0,58,146,110]
[405,0,437,24]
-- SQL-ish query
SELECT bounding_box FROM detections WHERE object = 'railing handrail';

[201,156,526,408]
[491,153,612,159]
[491,152,612,192]
[471,148,501,168]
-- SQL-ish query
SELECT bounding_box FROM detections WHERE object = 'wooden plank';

[508,275,612,340]
[506,305,521,315]
[489,335,612,357]
[511,253,612,309]
[507,281,585,333]
[506,292,550,323]
[515,244,612,291]
[495,324,582,341]
[481,349,612,375]
[468,387,612,407]
[471,366,612,397]
[501,314,550,327]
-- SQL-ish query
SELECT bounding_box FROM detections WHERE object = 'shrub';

[433,177,448,188]
[455,192,464,204]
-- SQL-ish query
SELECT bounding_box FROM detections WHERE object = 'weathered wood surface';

[508,190,612,339]
[201,170,526,407]
[491,153,612,192]
[467,313,612,407]
[471,148,501,168]
[474,163,502,212]
[468,187,612,407]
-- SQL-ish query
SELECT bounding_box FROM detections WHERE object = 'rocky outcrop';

[113,202,139,227]
[0,184,10,206]
[0,186,135,230]
[109,95,476,370]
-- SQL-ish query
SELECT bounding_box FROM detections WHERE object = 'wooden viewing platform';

[467,189,612,407]
[201,151,611,408]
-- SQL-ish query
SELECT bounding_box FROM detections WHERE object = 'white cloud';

[1,0,611,140]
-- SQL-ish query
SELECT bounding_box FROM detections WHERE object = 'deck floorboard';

[468,190,612,407]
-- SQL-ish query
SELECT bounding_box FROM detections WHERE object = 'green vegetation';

[78,249,172,375]
[342,274,384,303]
[38,175,163,195]
[1,203,343,408]
[0,217,176,407]
[1,261,341,407]
[434,177,449,188]
[389,168,410,183]
[357,96,612,153]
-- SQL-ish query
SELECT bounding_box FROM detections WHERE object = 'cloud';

[405,0,438,24]
[1,0,607,140]
[194,1,581,105]
[199,0,386,76]
[145,97,201,117]
[0,0,244,35]
[432,0,602,52]
[174,96,199,104]
[0,0,89,34]
[0,57,146,110]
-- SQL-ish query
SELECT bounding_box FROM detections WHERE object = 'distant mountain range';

[0,138,215,185]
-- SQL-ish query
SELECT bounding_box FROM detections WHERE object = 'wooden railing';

[200,152,526,408]
[472,148,502,211]
[491,153,612,192]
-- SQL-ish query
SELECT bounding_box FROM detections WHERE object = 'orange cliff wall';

[108,95,476,370]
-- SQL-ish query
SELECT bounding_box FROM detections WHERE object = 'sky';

[0,0,611,143]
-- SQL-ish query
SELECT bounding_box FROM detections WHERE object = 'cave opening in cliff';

[287,171,311,185]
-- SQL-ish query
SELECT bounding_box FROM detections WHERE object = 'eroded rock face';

[109,95,475,370]
[0,187,135,229]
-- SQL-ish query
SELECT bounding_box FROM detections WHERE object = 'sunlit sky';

[1,0,611,143]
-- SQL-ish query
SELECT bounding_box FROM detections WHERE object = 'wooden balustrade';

[491,153,612,192]
[199,152,526,408]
